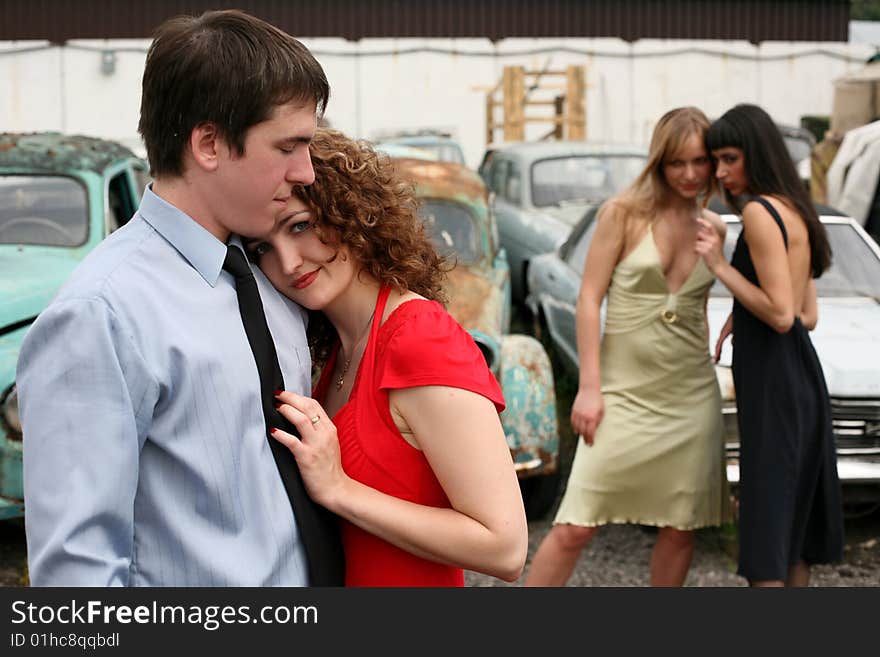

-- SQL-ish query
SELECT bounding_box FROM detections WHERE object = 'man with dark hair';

[17,10,343,586]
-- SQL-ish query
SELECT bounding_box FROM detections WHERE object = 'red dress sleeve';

[378,301,505,413]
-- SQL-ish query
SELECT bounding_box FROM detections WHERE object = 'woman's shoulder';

[595,196,645,244]
[741,194,806,231]
[376,292,502,407]
[597,197,639,227]
[380,292,458,344]
[382,290,441,324]
[740,194,795,217]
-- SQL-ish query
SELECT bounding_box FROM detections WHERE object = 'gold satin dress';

[555,225,730,530]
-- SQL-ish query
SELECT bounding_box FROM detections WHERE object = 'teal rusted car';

[0,132,148,519]
[392,157,561,518]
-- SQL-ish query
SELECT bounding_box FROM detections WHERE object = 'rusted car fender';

[498,334,559,477]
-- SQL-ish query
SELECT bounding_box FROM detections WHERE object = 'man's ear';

[189,122,224,172]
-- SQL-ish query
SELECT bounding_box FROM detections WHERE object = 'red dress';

[314,286,505,587]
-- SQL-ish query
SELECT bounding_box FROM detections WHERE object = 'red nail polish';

[274,401,281,409]
[270,428,277,435]
[274,389,282,396]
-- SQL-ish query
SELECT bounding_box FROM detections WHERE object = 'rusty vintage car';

[390,156,562,518]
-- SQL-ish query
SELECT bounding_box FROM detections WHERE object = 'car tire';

[519,471,562,521]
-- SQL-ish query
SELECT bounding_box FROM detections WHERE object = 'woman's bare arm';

[569,202,626,444]
[696,199,795,333]
[800,278,818,330]
[274,388,528,581]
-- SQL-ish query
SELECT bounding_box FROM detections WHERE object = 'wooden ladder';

[485,64,586,144]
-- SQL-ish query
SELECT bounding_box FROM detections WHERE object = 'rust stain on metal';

[393,157,488,204]
[390,153,561,484]
[445,268,495,335]
[0,132,136,173]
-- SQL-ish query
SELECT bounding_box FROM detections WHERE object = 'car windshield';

[419,143,465,165]
[418,199,482,265]
[0,175,88,247]
[531,155,646,208]
[710,222,880,299]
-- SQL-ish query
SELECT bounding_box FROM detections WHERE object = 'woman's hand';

[714,312,733,363]
[694,216,725,274]
[570,387,604,446]
[271,390,349,510]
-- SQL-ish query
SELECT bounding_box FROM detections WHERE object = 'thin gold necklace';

[336,309,376,391]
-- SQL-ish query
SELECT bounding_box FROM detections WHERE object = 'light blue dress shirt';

[17,187,311,586]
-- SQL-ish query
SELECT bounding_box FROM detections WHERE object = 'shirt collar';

[137,186,230,287]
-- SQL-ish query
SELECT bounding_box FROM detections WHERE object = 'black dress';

[730,196,844,582]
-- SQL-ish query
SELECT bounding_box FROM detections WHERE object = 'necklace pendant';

[336,356,352,391]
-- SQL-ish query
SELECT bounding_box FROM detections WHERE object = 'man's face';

[212,100,318,239]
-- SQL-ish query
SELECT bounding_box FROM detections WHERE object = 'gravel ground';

[3,510,877,587]
[465,505,880,587]
[463,312,880,587]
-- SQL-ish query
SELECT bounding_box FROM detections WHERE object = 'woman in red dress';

[246,129,528,586]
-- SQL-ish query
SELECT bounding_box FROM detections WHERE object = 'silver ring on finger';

[310,415,320,426]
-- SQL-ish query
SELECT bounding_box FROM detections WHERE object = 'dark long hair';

[706,104,831,276]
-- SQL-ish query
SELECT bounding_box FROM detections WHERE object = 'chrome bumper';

[727,459,880,486]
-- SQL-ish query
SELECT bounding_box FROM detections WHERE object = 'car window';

[531,155,645,208]
[418,199,482,265]
[818,224,880,298]
[505,161,522,205]
[488,158,508,197]
[421,143,465,165]
[107,171,137,233]
[0,174,88,247]
[478,150,495,182]
[709,222,880,299]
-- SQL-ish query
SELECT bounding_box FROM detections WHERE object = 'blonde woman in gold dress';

[525,107,730,587]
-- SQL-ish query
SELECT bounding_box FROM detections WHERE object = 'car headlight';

[1,384,21,437]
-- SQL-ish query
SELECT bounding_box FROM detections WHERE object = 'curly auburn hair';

[293,128,450,368]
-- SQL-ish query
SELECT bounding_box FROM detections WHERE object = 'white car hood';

[708,297,880,398]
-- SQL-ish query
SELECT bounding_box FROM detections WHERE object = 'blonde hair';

[614,106,714,221]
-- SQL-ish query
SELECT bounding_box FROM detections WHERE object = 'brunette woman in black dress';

[695,104,844,587]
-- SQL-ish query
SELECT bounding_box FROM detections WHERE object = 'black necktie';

[223,244,345,586]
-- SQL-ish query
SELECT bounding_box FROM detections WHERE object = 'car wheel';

[519,471,562,521]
